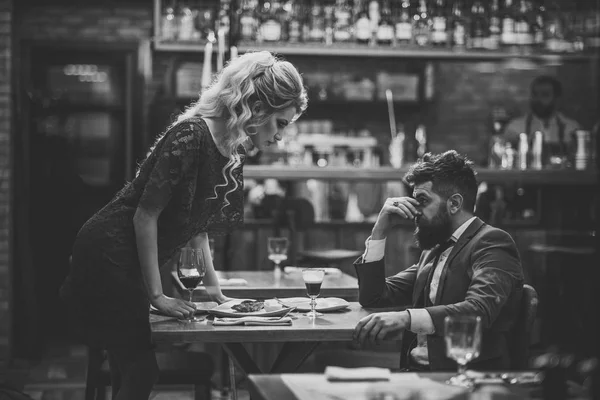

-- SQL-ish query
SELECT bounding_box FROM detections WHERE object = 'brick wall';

[0,0,12,367]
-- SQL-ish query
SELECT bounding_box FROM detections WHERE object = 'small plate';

[277,297,350,312]
[208,299,294,318]
[150,301,218,315]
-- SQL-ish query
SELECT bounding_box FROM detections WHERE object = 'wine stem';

[457,362,467,376]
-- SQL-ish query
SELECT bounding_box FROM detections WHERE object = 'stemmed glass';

[444,315,482,387]
[267,237,289,272]
[177,247,206,323]
[302,268,325,318]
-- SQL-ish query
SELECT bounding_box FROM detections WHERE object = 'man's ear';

[448,194,463,214]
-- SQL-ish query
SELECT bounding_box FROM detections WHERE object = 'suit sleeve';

[424,229,524,334]
[354,258,420,308]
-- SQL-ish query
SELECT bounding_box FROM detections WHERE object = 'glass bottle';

[333,0,354,43]
[470,0,488,49]
[488,0,502,50]
[451,0,467,49]
[430,0,448,47]
[544,1,567,52]
[501,0,517,48]
[324,3,335,45]
[309,1,325,42]
[394,0,413,45]
[377,0,395,45]
[355,2,372,44]
[288,0,303,43]
[260,1,283,42]
[367,0,381,46]
[161,4,179,41]
[531,0,546,48]
[514,0,533,48]
[413,0,432,47]
[239,0,258,41]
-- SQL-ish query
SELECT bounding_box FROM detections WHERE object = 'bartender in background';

[504,75,581,159]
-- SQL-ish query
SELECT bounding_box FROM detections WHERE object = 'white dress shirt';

[361,216,477,365]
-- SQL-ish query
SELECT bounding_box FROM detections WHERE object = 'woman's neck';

[201,116,230,158]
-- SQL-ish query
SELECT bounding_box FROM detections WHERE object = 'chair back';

[509,284,539,370]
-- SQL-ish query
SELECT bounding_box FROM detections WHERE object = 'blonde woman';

[60,51,307,399]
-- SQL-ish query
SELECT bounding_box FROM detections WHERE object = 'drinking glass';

[444,315,482,387]
[177,247,206,322]
[267,237,289,272]
[302,268,325,318]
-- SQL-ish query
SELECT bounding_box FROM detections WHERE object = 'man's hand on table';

[353,311,411,348]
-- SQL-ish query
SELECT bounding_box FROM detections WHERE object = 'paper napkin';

[212,316,293,326]
[324,366,392,382]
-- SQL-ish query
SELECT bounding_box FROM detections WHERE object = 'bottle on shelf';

[394,0,413,46]
[470,0,489,50]
[324,3,335,45]
[451,0,468,50]
[354,1,372,44]
[487,0,502,50]
[333,0,354,43]
[288,0,303,43]
[367,0,381,46]
[531,0,546,48]
[430,0,449,47]
[239,0,259,42]
[501,0,518,49]
[518,132,529,170]
[178,3,197,41]
[544,1,569,52]
[413,0,432,47]
[308,1,326,42]
[415,124,427,159]
[514,0,534,49]
[260,0,283,42]
[161,3,179,41]
[377,0,395,45]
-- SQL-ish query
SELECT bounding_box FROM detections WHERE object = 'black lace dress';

[60,117,244,349]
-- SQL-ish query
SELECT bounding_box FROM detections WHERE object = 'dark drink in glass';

[305,281,322,297]
[180,275,203,290]
[302,268,325,318]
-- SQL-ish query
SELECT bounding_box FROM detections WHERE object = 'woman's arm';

[188,232,230,304]
[134,207,196,318]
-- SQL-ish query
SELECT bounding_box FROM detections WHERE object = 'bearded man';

[353,150,524,371]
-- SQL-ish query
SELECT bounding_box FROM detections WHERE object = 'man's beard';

[530,102,555,119]
[414,205,453,250]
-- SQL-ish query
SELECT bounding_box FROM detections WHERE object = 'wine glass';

[267,237,289,272]
[444,315,482,387]
[177,247,206,322]
[302,268,325,318]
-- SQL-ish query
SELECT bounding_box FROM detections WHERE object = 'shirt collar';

[450,216,477,243]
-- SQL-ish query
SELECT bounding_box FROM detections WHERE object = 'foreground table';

[180,269,359,301]
[247,372,551,400]
[151,303,378,375]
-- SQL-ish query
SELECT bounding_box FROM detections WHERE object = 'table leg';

[270,342,321,373]
[229,359,238,400]
[222,343,263,374]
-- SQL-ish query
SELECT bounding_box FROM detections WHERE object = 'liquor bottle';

[275,0,290,42]
[324,3,335,45]
[430,0,449,47]
[531,0,546,48]
[544,1,567,52]
[451,0,467,49]
[377,0,395,45]
[288,0,303,43]
[260,1,283,42]
[355,2,372,44]
[368,0,381,46]
[161,4,178,41]
[470,1,488,49]
[413,0,432,47]
[394,0,413,45]
[333,0,354,43]
[309,2,325,42]
[501,0,517,48]
[239,0,258,41]
[514,0,533,48]
[178,4,196,41]
[487,0,502,50]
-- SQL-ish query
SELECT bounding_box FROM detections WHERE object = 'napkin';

[324,366,391,382]
[212,316,293,326]
[283,266,342,276]
[218,278,248,286]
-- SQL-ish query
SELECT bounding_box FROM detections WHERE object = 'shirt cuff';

[407,309,436,335]
[362,236,386,263]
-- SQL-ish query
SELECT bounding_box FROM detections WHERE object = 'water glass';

[267,237,289,271]
[444,315,482,387]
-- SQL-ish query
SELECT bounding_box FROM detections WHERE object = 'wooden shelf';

[243,166,598,185]
[237,42,598,61]
[154,40,226,53]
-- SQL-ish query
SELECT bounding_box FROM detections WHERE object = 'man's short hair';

[531,75,563,97]
[403,150,478,213]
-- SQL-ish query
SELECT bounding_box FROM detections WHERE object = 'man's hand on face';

[372,197,421,239]
[353,311,411,348]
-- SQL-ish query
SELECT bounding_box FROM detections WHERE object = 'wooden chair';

[275,197,363,268]
[85,346,214,400]
[508,284,539,370]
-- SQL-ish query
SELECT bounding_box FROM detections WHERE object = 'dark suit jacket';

[354,217,524,371]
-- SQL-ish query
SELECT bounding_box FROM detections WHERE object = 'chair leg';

[86,347,105,400]
[229,358,238,400]
[194,382,212,400]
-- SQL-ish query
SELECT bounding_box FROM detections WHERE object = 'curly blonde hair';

[172,51,308,211]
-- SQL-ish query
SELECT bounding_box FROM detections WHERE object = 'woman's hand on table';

[152,294,196,319]
[213,294,235,305]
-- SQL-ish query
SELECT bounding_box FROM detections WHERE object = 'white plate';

[277,297,350,312]
[150,301,218,315]
[208,299,294,318]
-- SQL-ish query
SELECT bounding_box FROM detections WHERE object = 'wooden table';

[151,303,374,375]
[182,270,359,301]
[247,372,547,400]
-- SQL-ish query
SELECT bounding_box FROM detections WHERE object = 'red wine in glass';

[180,276,203,290]
[305,281,322,297]
[177,247,206,322]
